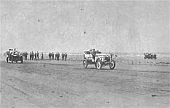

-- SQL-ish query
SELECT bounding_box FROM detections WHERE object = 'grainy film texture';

[0,0,170,108]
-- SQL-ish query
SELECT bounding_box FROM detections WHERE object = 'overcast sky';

[1,0,169,53]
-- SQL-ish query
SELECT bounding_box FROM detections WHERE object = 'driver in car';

[90,49,96,62]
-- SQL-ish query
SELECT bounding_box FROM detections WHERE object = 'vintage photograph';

[0,0,170,108]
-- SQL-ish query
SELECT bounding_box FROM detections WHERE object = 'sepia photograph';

[0,0,170,108]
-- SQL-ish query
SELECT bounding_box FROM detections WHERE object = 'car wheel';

[83,60,88,68]
[6,57,8,63]
[109,60,116,70]
[96,60,102,70]
[95,63,97,68]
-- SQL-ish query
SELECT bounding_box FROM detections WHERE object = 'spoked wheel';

[96,60,102,70]
[83,60,88,68]
[109,60,116,70]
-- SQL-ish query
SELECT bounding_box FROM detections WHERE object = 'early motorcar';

[83,49,116,70]
[6,49,23,63]
[144,53,156,59]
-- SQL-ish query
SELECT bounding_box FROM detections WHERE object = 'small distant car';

[6,49,23,63]
[83,49,116,70]
[144,53,156,59]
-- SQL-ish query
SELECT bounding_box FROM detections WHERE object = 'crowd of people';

[22,51,67,61]
[48,52,67,61]
[30,51,40,60]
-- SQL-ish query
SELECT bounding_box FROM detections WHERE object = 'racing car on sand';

[83,49,116,70]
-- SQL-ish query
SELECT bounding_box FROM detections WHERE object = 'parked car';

[6,49,23,63]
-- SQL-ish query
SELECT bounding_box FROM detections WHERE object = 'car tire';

[83,60,88,68]
[6,57,8,63]
[95,63,97,68]
[96,60,102,70]
[109,60,116,70]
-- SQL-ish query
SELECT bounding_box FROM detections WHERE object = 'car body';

[144,53,156,59]
[83,49,116,70]
[6,49,23,63]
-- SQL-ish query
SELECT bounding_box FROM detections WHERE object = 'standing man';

[30,52,32,60]
[57,52,60,60]
[37,51,39,60]
[32,51,34,60]
[34,52,37,60]
[25,52,28,60]
[31,51,34,60]
[51,52,54,60]
[65,53,67,61]
[41,52,43,60]
[49,53,50,60]
[91,49,96,62]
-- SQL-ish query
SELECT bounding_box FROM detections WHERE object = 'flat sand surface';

[1,59,170,108]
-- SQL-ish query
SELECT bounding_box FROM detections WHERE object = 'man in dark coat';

[41,52,43,60]
[49,53,51,60]
[52,52,54,60]
[30,52,32,60]
[57,52,60,60]
[62,53,64,60]
[37,51,39,60]
[25,52,28,60]
[65,53,67,61]
[31,51,34,60]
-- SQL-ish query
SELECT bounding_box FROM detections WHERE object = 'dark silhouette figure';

[41,52,43,60]
[62,53,64,60]
[31,51,34,60]
[49,53,51,60]
[65,53,67,61]
[34,52,37,60]
[37,51,39,60]
[23,52,28,60]
[52,52,54,60]
[57,52,60,60]
[55,52,60,60]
